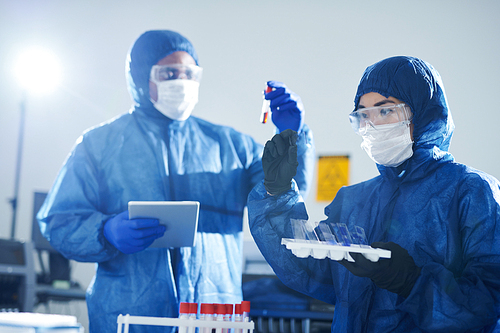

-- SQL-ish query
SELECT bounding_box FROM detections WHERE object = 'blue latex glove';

[265,81,304,133]
[103,210,166,254]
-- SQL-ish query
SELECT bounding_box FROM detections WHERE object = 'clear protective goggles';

[150,64,203,83]
[349,103,412,135]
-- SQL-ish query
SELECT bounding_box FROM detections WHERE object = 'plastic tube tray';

[281,238,391,262]
[117,314,254,333]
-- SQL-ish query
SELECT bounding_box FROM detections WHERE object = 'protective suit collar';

[354,56,455,180]
[132,104,191,133]
[126,30,199,113]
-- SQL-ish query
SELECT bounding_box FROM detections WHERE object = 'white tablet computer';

[128,201,200,248]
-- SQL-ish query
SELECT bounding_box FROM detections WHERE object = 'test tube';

[200,303,214,333]
[241,301,251,333]
[215,303,225,333]
[260,86,272,123]
[234,303,243,333]
[223,304,233,333]
[178,302,190,333]
[188,303,197,333]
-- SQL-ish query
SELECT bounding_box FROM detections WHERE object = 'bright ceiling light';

[13,47,62,94]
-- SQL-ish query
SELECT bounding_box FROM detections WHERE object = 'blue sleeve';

[399,173,500,331]
[37,135,120,262]
[248,180,336,305]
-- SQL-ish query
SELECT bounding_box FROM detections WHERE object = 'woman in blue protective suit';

[248,56,500,332]
[37,30,315,333]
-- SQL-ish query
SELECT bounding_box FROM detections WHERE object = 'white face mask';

[360,122,413,167]
[151,79,199,120]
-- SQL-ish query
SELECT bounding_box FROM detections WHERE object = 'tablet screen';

[128,201,200,248]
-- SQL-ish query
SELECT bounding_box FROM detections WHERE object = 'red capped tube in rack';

[241,301,251,333]
[200,303,214,318]
[179,302,190,318]
[200,303,215,333]
[225,303,233,317]
[234,303,243,318]
[260,85,273,124]
[187,303,197,333]
[234,303,243,333]
[214,303,225,333]
[188,303,197,317]
[178,302,190,333]
[241,301,250,321]
[223,304,233,333]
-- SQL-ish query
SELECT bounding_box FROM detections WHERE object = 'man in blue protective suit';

[248,56,500,331]
[37,30,314,333]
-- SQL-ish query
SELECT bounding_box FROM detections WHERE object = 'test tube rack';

[117,314,255,333]
[281,238,391,262]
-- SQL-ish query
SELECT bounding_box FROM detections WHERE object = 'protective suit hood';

[354,56,455,177]
[126,30,199,109]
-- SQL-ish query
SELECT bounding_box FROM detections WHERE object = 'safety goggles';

[349,103,412,135]
[150,64,203,83]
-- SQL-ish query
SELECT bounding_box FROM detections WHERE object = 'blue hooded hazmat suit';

[248,56,500,332]
[37,30,315,333]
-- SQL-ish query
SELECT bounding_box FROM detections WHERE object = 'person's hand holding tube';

[103,210,166,254]
[338,242,421,298]
[262,129,299,196]
[265,81,304,133]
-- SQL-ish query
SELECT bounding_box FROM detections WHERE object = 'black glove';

[338,242,421,298]
[262,129,299,195]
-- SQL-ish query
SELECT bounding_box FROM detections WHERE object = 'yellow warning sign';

[316,155,349,202]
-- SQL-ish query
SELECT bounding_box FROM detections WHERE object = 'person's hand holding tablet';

[104,210,166,254]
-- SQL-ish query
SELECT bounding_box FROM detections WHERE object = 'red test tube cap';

[215,303,225,315]
[235,303,242,315]
[201,303,214,314]
[189,302,198,314]
[225,303,233,315]
[241,301,251,313]
[180,302,190,314]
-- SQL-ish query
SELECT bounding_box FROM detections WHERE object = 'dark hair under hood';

[125,30,199,109]
[354,56,455,178]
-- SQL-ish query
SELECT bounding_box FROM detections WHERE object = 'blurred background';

[1,0,499,331]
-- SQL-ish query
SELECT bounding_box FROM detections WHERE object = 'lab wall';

[1,0,499,323]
